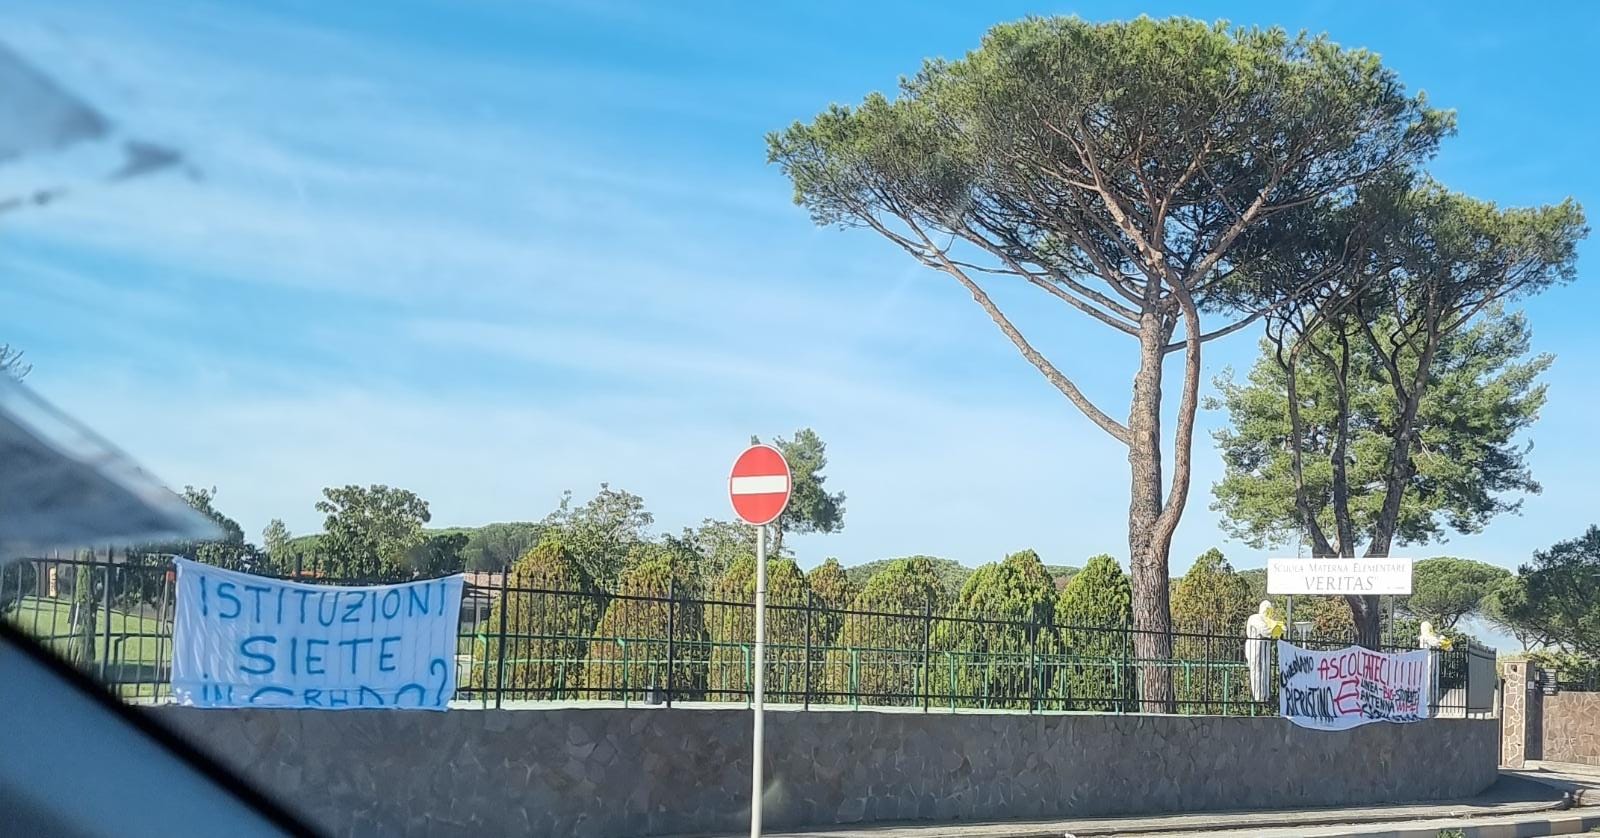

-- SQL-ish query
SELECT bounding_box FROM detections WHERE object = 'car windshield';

[2,3,1594,838]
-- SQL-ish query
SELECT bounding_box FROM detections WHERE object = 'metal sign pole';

[729,442,789,838]
[751,523,767,838]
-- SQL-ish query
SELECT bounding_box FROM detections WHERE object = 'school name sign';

[1266,557,1413,596]
[171,559,464,710]
[1277,640,1431,731]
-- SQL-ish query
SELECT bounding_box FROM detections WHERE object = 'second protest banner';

[1277,640,1432,731]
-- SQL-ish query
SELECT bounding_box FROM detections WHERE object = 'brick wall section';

[150,707,1501,838]
[1543,692,1600,766]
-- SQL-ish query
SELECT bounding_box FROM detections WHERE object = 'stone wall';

[151,707,1500,838]
[1500,661,1600,768]
[1503,660,1532,767]
[1542,692,1600,766]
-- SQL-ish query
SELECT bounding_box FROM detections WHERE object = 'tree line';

[477,541,1128,704]
[471,537,1526,706]
[13,414,1594,695]
[30,415,1569,664]
[98,429,843,590]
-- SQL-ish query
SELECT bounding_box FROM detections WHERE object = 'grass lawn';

[7,597,492,700]
[4,596,169,667]
[5,596,177,700]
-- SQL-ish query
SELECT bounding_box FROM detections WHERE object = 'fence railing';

[1547,667,1600,693]
[0,556,1495,717]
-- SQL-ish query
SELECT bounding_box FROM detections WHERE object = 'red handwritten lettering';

[1334,677,1360,715]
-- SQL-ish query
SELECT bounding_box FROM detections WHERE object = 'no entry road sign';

[728,444,791,526]
[728,443,793,837]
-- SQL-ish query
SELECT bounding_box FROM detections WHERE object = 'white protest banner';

[1267,557,1413,596]
[1277,640,1431,731]
[171,559,464,710]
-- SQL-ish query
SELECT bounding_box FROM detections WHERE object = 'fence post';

[743,645,752,709]
[535,590,549,700]
[948,652,957,712]
[850,649,859,710]
[100,546,114,683]
[154,563,171,701]
[803,590,814,710]
[1120,614,1131,714]
[922,596,933,713]
[494,568,509,710]
[1204,623,1213,715]
[1028,615,1039,713]
[477,636,489,709]
[665,578,676,708]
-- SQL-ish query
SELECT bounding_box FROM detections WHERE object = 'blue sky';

[3,0,1597,599]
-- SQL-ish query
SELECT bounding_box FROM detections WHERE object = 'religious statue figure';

[1418,620,1450,651]
[1245,600,1283,703]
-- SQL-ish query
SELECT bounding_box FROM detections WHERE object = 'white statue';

[1418,620,1448,650]
[1244,600,1281,703]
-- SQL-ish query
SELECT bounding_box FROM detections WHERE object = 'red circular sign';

[728,444,792,526]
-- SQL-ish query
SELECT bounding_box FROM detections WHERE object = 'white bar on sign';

[731,474,789,495]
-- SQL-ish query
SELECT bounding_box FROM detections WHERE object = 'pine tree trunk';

[1128,320,1174,712]
[1356,336,1438,651]
[1346,594,1382,650]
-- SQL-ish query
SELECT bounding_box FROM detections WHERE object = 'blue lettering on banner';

[250,686,294,705]
[316,592,338,627]
[337,637,375,674]
[378,636,401,672]
[217,581,241,619]
[305,638,328,675]
[239,636,277,675]
[343,592,365,623]
[169,559,465,712]
[430,658,449,706]
[244,585,272,622]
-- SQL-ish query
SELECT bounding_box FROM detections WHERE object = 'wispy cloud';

[9,0,1590,622]
[1,0,1133,566]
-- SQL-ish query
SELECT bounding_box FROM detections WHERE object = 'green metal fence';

[1,556,1492,716]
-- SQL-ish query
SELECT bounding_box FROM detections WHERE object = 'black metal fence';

[0,556,1495,717]
[1548,665,1600,693]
